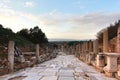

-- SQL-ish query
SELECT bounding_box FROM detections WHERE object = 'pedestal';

[103,53,120,77]
[96,53,105,69]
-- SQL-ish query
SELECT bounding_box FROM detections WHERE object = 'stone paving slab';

[0,52,117,80]
[58,76,74,80]
[41,76,57,80]
[39,70,57,76]
[57,69,74,77]
[23,76,42,80]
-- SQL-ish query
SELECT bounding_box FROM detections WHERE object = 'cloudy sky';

[0,0,120,41]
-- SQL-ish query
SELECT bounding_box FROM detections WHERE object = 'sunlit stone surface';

[0,52,117,80]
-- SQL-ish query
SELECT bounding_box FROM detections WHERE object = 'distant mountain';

[48,38,94,43]
[48,38,83,42]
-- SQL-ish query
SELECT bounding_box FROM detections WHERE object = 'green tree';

[17,26,48,44]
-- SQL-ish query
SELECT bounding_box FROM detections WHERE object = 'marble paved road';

[0,52,117,80]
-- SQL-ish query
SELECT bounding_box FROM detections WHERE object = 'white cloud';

[0,7,39,32]
[38,11,120,39]
[0,0,11,3]
[24,1,35,7]
[0,0,11,9]
[0,3,120,40]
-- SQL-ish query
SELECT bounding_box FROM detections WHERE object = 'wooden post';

[8,41,14,72]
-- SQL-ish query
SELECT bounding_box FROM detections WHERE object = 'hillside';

[0,24,33,46]
[0,24,48,58]
[0,24,48,45]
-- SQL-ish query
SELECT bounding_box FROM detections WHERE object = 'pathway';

[0,52,117,80]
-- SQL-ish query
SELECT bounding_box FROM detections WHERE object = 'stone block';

[103,53,120,77]
[96,53,105,69]
[118,70,120,77]
[58,76,74,80]
[41,76,58,80]
[57,70,73,77]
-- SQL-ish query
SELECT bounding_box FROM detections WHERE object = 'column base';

[104,71,115,77]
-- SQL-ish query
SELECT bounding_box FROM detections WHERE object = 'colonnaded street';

[0,52,117,80]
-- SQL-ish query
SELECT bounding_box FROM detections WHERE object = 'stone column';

[85,42,88,62]
[117,26,120,53]
[81,43,83,53]
[71,46,72,54]
[79,44,80,53]
[8,41,14,72]
[73,46,74,54]
[61,46,64,52]
[93,39,98,54]
[82,42,85,60]
[90,39,98,66]
[103,53,120,77]
[36,44,40,63]
[84,42,86,52]
[75,45,77,57]
[88,41,93,64]
[103,29,108,53]
[103,29,108,65]
[77,44,79,57]
[83,43,85,53]
[80,43,83,59]
[86,42,88,53]
[89,41,93,52]
[83,42,86,53]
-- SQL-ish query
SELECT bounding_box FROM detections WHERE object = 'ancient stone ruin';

[58,20,120,79]
[0,21,120,80]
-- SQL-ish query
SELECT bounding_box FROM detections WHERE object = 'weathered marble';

[96,53,105,68]
[117,26,120,53]
[0,52,117,80]
[8,41,15,72]
[35,44,40,63]
[103,29,108,53]
[103,53,120,77]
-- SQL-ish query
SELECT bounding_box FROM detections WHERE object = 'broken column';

[8,41,14,72]
[36,44,40,63]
